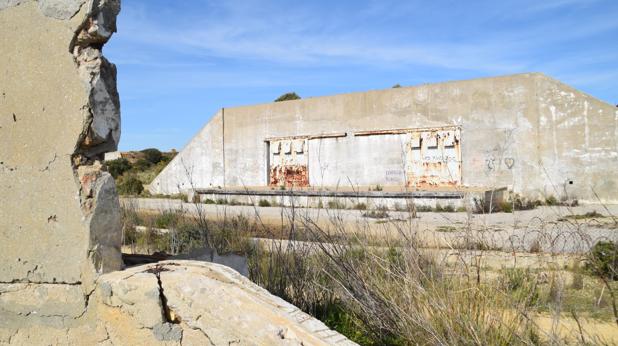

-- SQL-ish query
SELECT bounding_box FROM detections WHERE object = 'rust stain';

[268,138,310,187]
[269,164,309,187]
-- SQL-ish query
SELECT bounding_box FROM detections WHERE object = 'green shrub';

[545,195,559,206]
[442,204,455,212]
[363,206,389,219]
[587,241,618,280]
[106,158,131,178]
[499,201,513,213]
[258,199,271,207]
[415,205,433,212]
[133,158,151,171]
[512,194,540,210]
[571,272,584,290]
[274,92,301,102]
[154,211,180,229]
[436,203,457,212]
[501,268,540,307]
[353,203,367,210]
[140,148,163,164]
[327,200,346,209]
[116,176,143,195]
[203,198,216,204]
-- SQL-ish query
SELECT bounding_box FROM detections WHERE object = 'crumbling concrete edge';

[67,0,123,294]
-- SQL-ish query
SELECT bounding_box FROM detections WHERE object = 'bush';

[587,241,618,280]
[274,92,301,102]
[154,211,180,229]
[141,148,163,164]
[203,198,216,204]
[512,194,540,210]
[499,201,513,213]
[258,199,271,207]
[133,158,151,171]
[415,205,433,212]
[117,176,144,195]
[327,200,346,209]
[571,272,584,290]
[435,204,455,212]
[353,203,367,210]
[545,195,559,206]
[362,206,389,219]
[106,158,131,178]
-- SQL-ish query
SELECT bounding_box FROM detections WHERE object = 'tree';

[106,158,131,178]
[117,176,144,195]
[274,92,301,102]
[392,84,402,88]
[141,148,163,164]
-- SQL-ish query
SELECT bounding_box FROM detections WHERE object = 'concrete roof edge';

[150,109,223,187]
[220,72,553,111]
[533,73,615,106]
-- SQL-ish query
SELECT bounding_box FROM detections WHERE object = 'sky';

[104,0,618,151]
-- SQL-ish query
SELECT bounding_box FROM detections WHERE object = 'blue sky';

[104,0,618,151]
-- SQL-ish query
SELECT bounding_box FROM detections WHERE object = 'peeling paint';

[405,126,461,188]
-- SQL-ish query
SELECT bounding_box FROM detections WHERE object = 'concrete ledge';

[194,188,465,199]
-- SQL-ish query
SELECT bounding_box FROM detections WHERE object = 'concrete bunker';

[150,75,617,206]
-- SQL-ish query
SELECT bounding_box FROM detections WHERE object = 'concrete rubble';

[0,1,355,344]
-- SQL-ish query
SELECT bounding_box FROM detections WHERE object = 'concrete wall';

[150,110,225,193]
[150,73,617,203]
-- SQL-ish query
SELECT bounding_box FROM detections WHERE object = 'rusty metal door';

[406,127,461,188]
[268,138,309,187]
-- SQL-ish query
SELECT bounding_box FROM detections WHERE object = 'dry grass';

[120,197,618,345]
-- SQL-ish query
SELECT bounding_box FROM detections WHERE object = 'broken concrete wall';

[0,0,121,327]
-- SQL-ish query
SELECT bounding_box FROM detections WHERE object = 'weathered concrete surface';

[94,261,354,345]
[150,73,618,204]
[0,0,121,285]
[0,261,356,345]
[0,0,121,334]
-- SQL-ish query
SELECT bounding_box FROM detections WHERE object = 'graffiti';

[504,157,515,169]
[486,157,496,170]
[485,156,515,171]
[385,169,404,182]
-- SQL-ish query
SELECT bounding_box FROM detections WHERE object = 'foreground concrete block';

[93,261,355,345]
